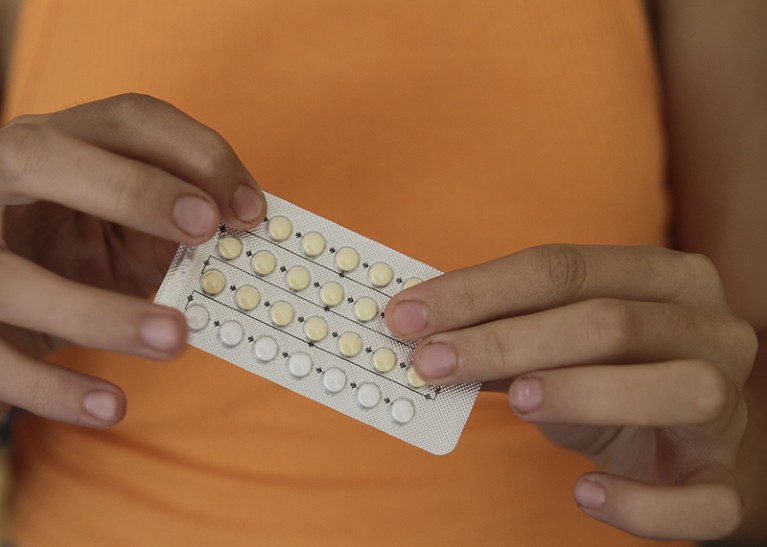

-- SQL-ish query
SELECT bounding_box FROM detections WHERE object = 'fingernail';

[140,315,183,353]
[391,300,428,336]
[509,377,542,414]
[231,184,263,223]
[173,196,218,237]
[416,342,455,379]
[574,479,607,510]
[83,390,119,422]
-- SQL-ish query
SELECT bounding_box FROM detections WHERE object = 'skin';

[0,94,266,425]
[0,0,764,542]
[385,1,767,541]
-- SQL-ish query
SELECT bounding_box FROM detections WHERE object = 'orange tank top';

[4,1,688,545]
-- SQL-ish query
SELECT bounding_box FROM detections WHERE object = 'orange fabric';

[3,1,690,545]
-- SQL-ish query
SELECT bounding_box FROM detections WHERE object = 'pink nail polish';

[391,300,427,336]
[140,315,183,353]
[231,184,263,223]
[416,342,455,379]
[574,479,606,510]
[83,390,119,422]
[509,377,542,414]
[173,196,218,237]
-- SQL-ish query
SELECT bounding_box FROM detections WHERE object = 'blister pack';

[154,192,480,455]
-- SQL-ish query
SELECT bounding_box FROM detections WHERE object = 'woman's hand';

[0,93,264,427]
[385,244,757,541]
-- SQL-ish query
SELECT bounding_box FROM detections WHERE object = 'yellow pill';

[368,262,393,288]
[319,281,344,307]
[353,297,378,322]
[251,250,276,276]
[267,216,293,241]
[201,270,226,295]
[402,277,423,290]
[269,301,294,327]
[304,316,329,342]
[234,285,260,311]
[338,332,362,358]
[372,347,397,373]
[301,231,326,257]
[285,266,311,291]
[406,367,427,388]
[217,236,242,260]
[335,247,360,272]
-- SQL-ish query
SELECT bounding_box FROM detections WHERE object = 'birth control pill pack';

[155,192,480,455]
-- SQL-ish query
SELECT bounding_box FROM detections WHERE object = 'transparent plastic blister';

[155,191,480,455]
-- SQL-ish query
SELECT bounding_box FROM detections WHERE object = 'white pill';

[218,320,244,346]
[184,305,209,331]
[253,336,279,362]
[391,398,415,424]
[288,352,313,378]
[267,216,292,241]
[301,231,326,257]
[356,383,381,409]
[368,262,393,288]
[322,367,346,393]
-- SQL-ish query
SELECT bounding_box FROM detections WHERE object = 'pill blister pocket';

[155,192,480,455]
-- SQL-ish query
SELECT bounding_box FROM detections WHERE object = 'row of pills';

[217,232,423,291]
[186,309,416,423]
[185,305,428,389]
[201,268,384,323]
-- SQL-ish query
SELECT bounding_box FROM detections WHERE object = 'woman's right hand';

[0,93,265,427]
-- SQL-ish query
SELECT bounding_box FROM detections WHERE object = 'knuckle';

[681,252,726,300]
[112,163,152,214]
[453,272,480,318]
[683,252,718,279]
[658,304,689,336]
[486,325,514,376]
[0,121,47,187]
[535,245,588,300]
[12,361,65,418]
[584,299,637,357]
[105,93,165,129]
[192,129,238,181]
[736,317,759,367]
[686,360,733,423]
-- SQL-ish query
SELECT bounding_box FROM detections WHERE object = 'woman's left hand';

[385,244,757,541]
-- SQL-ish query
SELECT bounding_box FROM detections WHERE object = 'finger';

[573,467,743,540]
[0,251,187,359]
[0,121,221,244]
[506,361,744,431]
[385,244,727,339]
[47,94,264,227]
[409,298,753,385]
[0,340,125,427]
